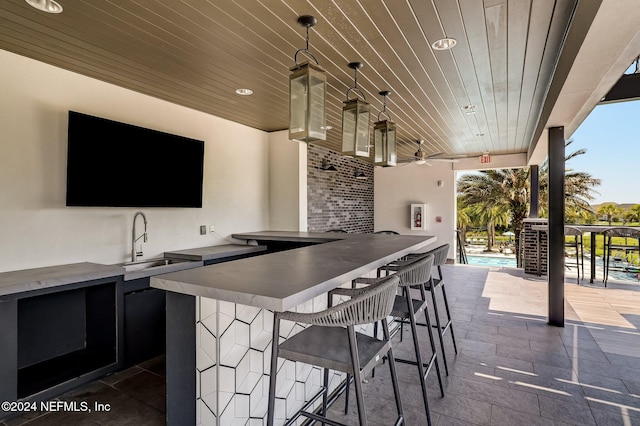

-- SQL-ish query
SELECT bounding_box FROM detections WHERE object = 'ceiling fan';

[398,140,463,165]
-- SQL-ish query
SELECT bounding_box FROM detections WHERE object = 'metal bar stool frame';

[387,244,457,376]
[564,226,584,282]
[347,255,442,426]
[266,275,404,426]
[603,227,640,286]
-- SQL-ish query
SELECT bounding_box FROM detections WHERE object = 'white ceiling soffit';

[528,0,640,165]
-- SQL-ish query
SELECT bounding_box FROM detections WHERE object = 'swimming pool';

[466,255,517,268]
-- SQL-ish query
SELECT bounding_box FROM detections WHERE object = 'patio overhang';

[528,0,640,166]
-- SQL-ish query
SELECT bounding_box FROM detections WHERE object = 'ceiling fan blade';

[430,157,460,163]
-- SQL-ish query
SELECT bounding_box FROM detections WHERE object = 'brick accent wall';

[307,144,374,233]
[523,218,548,275]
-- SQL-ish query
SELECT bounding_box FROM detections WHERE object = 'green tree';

[623,209,636,225]
[458,139,600,267]
[538,140,601,217]
[458,168,529,265]
[628,204,640,223]
[456,200,473,243]
[597,203,620,225]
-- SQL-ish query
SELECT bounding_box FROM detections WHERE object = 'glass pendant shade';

[374,119,397,167]
[289,62,326,142]
[341,98,371,157]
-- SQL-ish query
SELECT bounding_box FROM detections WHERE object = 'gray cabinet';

[0,275,122,408]
[123,277,165,367]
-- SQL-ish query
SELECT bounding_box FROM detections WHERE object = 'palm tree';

[597,203,620,225]
[623,209,636,225]
[458,139,600,268]
[456,200,473,244]
[628,204,640,224]
[538,140,601,217]
[458,168,530,265]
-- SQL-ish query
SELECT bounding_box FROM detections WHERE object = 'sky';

[568,100,640,205]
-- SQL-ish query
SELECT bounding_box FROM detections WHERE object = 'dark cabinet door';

[124,288,165,367]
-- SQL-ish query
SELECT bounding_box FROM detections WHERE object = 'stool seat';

[279,326,389,376]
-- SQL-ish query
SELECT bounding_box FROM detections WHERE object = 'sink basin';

[122,257,202,281]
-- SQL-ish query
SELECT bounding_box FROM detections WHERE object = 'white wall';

[268,131,307,231]
[374,162,457,258]
[0,50,271,272]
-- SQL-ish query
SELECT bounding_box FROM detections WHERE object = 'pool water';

[466,255,517,268]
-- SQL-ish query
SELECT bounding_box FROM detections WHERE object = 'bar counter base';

[166,292,196,425]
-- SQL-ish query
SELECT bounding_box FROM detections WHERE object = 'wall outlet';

[200,225,207,235]
[210,225,215,233]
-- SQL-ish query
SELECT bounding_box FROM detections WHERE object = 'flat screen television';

[66,111,204,207]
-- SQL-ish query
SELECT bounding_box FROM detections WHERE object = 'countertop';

[164,244,266,261]
[0,262,125,298]
[151,232,437,311]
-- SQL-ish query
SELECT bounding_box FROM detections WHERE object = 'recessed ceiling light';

[463,104,476,114]
[432,37,457,51]
[235,88,253,96]
[25,0,63,13]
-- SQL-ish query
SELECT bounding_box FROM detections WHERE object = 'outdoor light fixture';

[289,15,326,143]
[373,90,397,167]
[354,168,367,179]
[25,0,63,13]
[341,62,370,158]
[319,159,337,172]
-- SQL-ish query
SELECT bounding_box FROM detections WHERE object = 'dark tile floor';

[1,356,166,426]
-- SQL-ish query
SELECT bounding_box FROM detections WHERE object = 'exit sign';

[480,153,491,164]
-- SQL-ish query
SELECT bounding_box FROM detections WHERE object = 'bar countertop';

[151,231,436,311]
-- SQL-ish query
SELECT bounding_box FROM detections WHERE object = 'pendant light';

[373,90,397,167]
[341,62,370,157]
[289,16,326,143]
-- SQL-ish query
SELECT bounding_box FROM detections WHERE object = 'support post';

[548,127,565,326]
[529,165,539,218]
[166,292,196,424]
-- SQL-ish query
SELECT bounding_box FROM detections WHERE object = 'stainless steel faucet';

[131,211,148,262]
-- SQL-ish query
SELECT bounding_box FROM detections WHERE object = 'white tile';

[197,323,217,371]
[197,398,216,426]
[200,367,217,415]
[237,304,261,324]
[201,297,217,321]
[220,321,250,368]
[249,376,269,418]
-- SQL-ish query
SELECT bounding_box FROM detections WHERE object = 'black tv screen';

[66,111,204,207]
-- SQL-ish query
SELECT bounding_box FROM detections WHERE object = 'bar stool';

[326,229,348,233]
[348,255,442,425]
[390,244,457,375]
[603,227,640,286]
[425,244,457,375]
[564,226,584,281]
[266,275,404,426]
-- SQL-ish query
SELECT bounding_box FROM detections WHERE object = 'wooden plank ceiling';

[0,0,578,161]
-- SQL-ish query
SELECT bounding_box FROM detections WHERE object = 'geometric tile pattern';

[196,288,351,426]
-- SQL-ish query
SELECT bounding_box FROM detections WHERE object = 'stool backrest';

[374,230,399,235]
[604,227,640,239]
[425,244,449,267]
[394,255,434,287]
[564,226,583,236]
[282,275,399,327]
